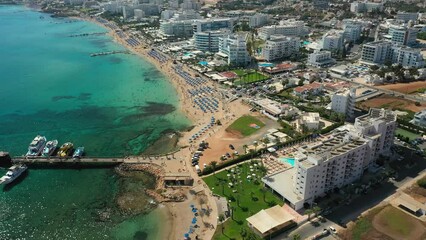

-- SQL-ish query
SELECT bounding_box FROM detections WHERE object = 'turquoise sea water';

[0,5,189,239]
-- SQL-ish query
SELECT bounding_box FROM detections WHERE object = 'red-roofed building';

[219,71,239,79]
[261,62,298,74]
[324,81,351,92]
[293,82,323,96]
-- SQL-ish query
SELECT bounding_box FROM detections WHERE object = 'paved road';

[330,74,426,103]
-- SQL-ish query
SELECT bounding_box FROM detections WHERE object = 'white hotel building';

[258,20,307,40]
[263,108,397,210]
[262,35,300,62]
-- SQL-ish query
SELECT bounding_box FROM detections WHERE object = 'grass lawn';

[376,206,416,237]
[349,207,383,240]
[352,218,373,240]
[232,69,269,85]
[226,115,265,137]
[396,128,420,141]
[203,161,284,240]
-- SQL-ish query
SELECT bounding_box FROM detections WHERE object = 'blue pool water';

[303,41,310,45]
[258,63,274,67]
[199,61,208,66]
[280,157,295,167]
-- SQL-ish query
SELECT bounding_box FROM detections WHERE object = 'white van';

[195,165,201,173]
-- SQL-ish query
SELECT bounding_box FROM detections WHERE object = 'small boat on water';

[57,142,73,157]
[72,147,84,159]
[26,135,47,157]
[42,140,58,157]
[0,164,28,185]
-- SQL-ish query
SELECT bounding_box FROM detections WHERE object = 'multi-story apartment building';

[350,1,383,13]
[180,0,200,10]
[343,21,363,42]
[219,34,251,66]
[331,88,355,119]
[263,108,397,210]
[248,13,268,28]
[307,50,335,68]
[159,20,195,38]
[262,35,300,62]
[194,29,230,53]
[192,18,234,33]
[389,25,418,46]
[396,12,419,23]
[360,41,424,68]
[392,47,425,68]
[410,110,426,128]
[354,108,397,165]
[258,20,307,40]
[321,30,344,51]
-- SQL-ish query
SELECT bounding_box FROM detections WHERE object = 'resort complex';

[2,0,426,239]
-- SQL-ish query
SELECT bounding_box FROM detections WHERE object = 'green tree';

[293,234,301,240]
[305,209,314,221]
[243,144,248,154]
[240,228,248,239]
[211,161,218,176]
[312,206,321,217]
[218,214,225,234]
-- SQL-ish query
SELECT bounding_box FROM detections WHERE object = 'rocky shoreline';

[116,163,187,203]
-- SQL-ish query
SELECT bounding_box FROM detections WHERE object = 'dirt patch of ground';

[197,114,280,170]
[358,95,424,112]
[378,81,426,94]
[403,178,426,204]
[372,206,426,240]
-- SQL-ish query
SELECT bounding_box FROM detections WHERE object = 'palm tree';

[248,149,255,159]
[253,141,259,151]
[243,144,248,154]
[305,209,314,221]
[240,228,248,240]
[218,214,225,234]
[293,234,301,240]
[312,206,321,218]
[258,165,268,177]
[261,137,270,147]
[211,161,218,176]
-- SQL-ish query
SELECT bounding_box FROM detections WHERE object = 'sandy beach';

[79,16,230,239]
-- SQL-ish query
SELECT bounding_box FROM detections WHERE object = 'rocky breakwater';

[116,163,187,204]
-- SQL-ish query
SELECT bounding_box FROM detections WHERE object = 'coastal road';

[330,74,426,103]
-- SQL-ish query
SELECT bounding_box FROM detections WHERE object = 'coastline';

[30,9,221,239]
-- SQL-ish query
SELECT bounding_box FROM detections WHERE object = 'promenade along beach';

[0,5,190,240]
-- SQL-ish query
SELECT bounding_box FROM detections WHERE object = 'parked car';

[229,144,235,150]
[329,226,337,234]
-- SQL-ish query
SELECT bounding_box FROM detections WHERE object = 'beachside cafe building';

[253,98,283,120]
[247,205,296,237]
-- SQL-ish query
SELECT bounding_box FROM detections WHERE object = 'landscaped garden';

[226,115,265,137]
[203,161,284,240]
[396,128,420,141]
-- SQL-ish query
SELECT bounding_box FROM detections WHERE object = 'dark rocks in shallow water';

[52,95,76,101]
[133,231,148,240]
[51,93,92,102]
[77,93,92,101]
[121,102,176,124]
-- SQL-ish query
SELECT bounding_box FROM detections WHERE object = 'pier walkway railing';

[11,156,154,164]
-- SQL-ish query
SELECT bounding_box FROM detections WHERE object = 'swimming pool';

[280,157,295,167]
[199,61,208,66]
[258,62,274,67]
